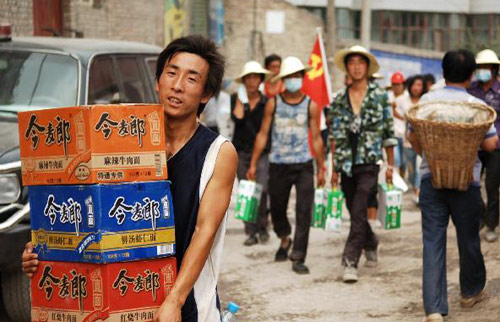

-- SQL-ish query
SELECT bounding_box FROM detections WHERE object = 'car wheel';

[1,270,31,322]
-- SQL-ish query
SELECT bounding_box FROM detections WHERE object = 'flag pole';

[316,27,333,104]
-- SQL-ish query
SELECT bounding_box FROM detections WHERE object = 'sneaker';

[424,313,443,322]
[292,261,310,274]
[258,230,270,243]
[243,235,258,246]
[364,249,378,268]
[342,262,358,283]
[485,229,498,243]
[459,290,485,308]
[275,239,291,262]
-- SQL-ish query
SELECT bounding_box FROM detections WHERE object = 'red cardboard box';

[18,104,167,186]
[31,257,177,322]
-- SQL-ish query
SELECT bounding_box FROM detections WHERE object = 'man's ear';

[155,80,159,93]
[201,93,213,104]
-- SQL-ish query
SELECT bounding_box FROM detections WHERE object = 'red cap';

[391,72,404,84]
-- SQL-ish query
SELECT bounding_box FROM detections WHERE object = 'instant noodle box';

[18,104,167,186]
[29,181,175,263]
[31,257,177,322]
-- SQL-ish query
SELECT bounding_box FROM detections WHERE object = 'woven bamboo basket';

[406,101,496,191]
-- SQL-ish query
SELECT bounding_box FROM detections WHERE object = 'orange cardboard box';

[18,104,167,185]
[31,257,177,322]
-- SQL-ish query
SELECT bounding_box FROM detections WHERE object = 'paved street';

[219,189,500,321]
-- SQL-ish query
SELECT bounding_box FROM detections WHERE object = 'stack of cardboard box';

[19,104,177,322]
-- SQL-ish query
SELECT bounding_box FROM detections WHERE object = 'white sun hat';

[235,61,271,83]
[271,56,312,82]
[476,49,500,65]
[334,45,380,76]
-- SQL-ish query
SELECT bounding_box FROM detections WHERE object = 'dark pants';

[340,164,379,267]
[237,151,269,236]
[269,161,314,261]
[485,150,500,230]
[419,178,486,315]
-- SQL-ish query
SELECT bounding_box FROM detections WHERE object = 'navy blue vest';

[167,125,218,321]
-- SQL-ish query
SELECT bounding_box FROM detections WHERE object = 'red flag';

[302,29,332,156]
[302,32,332,109]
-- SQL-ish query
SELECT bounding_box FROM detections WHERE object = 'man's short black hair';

[344,53,370,67]
[422,73,435,85]
[442,49,476,83]
[264,54,281,68]
[155,35,226,115]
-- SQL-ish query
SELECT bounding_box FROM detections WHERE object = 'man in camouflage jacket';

[329,46,396,283]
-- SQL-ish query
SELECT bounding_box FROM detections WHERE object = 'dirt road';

[219,192,500,321]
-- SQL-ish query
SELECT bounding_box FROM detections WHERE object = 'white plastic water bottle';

[221,302,240,321]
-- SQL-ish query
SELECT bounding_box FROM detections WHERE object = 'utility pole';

[326,0,337,81]
[361,0,371,50]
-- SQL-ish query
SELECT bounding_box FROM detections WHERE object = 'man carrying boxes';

[22,35,238,322]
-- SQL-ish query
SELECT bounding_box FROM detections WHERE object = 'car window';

[88,55,120,104]
[0,51,78,108]
[116,56,147,103]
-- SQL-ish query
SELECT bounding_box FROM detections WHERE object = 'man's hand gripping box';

[29,181,175,263]
[19,104,167,185]
[31,257,177,322]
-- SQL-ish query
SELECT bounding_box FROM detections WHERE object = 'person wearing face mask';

[329,46,397,283]
[231,61,271,246]
[247,56,326,275]
[468,49,500,243]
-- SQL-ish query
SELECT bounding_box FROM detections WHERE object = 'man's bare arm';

[308,101,325,170]
[481,136,498,152]
[155,142,238,321]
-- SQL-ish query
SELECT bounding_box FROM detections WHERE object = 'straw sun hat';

[235,61,270,83]
[334,45,380,76]
[271,56,312,82]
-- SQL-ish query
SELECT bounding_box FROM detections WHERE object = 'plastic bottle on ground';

[221,302,240,322]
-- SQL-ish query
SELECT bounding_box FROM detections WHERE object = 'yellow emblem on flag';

[307,53,324,80]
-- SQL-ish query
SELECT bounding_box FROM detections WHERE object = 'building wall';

[223,0,324,81]
[0,0,33,36]
[1,0,165,46]
[63,0,165,46]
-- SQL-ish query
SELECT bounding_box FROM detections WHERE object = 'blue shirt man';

[408,50,498,322]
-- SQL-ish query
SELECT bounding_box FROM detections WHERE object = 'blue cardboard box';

[29,181,175,263]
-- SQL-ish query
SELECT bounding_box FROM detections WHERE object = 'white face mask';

[284,78,303,93]
[474,69,492,82]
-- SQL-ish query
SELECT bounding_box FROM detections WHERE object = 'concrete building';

[286,0,500,52]
[222,0,323,81]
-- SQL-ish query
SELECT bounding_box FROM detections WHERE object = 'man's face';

[346,54,369,81]
[156,52,211,119]
[392,83,404,96]
[243,73,262,94]
[267,60,281,75]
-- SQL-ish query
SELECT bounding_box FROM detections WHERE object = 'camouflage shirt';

[329,82,397,176]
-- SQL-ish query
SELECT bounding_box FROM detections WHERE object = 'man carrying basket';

[408,49,498,322]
